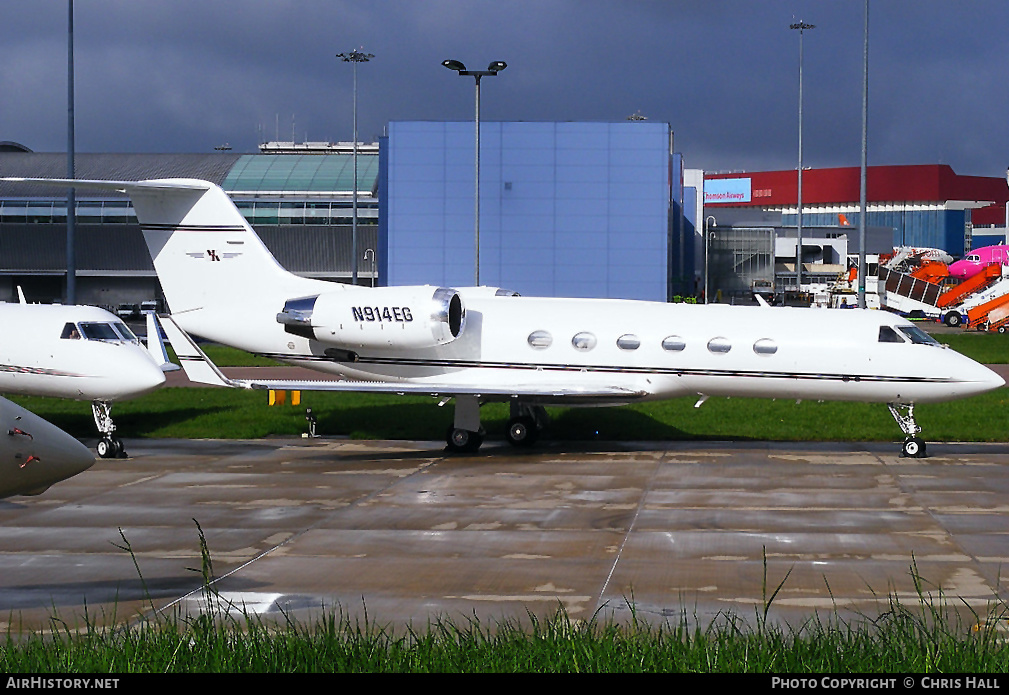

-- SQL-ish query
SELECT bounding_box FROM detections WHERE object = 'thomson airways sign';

[704,177,751,204]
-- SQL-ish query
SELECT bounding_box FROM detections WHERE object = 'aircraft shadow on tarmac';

[314,401,693,444]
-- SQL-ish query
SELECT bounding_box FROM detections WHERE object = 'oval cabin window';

[753,338,778,355]
[707,337,731,354]
[616,334,641,350]
[527,330,553,349]
[571,332,597,351]
[661,336,686,352]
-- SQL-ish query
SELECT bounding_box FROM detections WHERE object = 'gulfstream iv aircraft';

[0,395,94,497]
[5,177,1004,458]
[0,302,168,458]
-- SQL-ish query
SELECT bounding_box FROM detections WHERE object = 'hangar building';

[703,164,1009,255]
[380,121,697,301]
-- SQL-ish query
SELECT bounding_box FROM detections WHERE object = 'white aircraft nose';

[117,348,167,398]
[964,361,1006,396]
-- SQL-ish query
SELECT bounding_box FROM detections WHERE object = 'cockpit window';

[967,254,980,262]
[112,322,139,343]
[878,326,905,343]
[897,325,940,346]
[79,322,122,342]
[60,322,81,340]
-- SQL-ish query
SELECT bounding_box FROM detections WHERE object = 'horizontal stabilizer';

[1,177,212,192]
[158,315,241,388]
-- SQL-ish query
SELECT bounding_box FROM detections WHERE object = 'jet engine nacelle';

[277,286,465,352]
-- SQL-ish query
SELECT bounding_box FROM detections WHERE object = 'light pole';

[66,0,76,305]
[790,20,814,297]
[442,59,507,286]
[858,1,869,309]
[337,48,373,286]
[704,215,716,304]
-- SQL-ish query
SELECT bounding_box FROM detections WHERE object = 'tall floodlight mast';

[442,59,507,286]
[336,48,374,286]
[790,20,815,297]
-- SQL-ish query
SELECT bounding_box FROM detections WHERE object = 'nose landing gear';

[92,400,126,459]
[888,403,927,458]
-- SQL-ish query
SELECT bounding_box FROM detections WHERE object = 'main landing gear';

[444,397,548,453]
[888,402,927,458]
[92,400,126,459]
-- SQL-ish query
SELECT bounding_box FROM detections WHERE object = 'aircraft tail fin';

[0,177,329,340]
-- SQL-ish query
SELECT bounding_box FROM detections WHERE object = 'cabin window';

[707,337,731,354]
[571,332,597,351]
[661,336,686,352]
[616,334,641,351]
[527,330,552,349]
[60,322,81,340]
[878,326,905,343]
[897,325,940,346]
[79,322,121,342]
[753,338,778,355]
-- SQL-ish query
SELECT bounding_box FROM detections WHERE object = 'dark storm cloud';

[2,0,1007,176]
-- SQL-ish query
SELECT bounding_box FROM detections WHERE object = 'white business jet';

[0,394,94,497]
[0,301,168,458]
[4,177,1004,458]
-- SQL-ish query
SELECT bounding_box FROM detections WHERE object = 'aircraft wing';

[158,315,648,403]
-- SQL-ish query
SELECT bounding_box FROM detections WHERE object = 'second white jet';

[0,302,168,457]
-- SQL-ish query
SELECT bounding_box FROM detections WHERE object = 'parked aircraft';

[0,302,168,458]
[0,395,94,497]
[5,177,1005,458]
[949,244,1009,280]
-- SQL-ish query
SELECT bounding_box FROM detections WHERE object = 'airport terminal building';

[704,165,1009,254]
[0,143,379,308]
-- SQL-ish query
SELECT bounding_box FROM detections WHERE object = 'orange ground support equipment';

[966,291,1009,330]
[910,261,949,283]
[936,263,1002,309]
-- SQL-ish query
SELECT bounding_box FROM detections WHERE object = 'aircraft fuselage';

[177,289,1003,407]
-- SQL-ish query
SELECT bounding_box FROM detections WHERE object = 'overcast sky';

[2,1,1007,177]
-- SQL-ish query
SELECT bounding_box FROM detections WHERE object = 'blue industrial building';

[380,121,696,301]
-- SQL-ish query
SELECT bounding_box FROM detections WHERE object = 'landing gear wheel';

[505,416,539,447]
[97,436,126,459]
[902,437,927,458]
[97,438,115,459]
[446,426,483,453]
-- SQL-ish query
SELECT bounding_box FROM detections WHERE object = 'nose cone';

[981,364,1007,391]
[112,347,167,400]
[947,261,974,280]
[0,397,94,498]
[958,359,1006,397]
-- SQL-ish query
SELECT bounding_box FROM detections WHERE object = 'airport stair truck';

[938,264,1006,327]
[966,291,1009,332]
